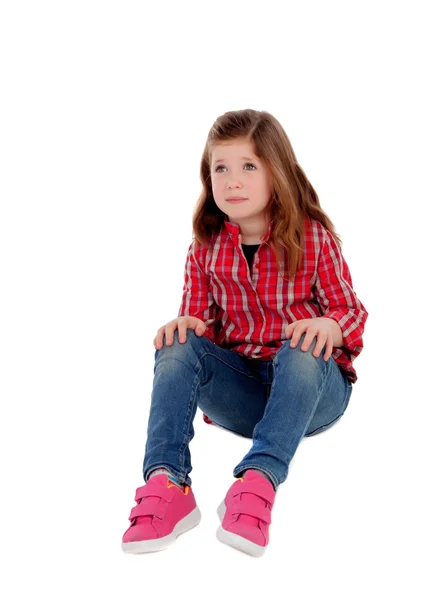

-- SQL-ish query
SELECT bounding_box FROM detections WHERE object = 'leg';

[142,328,270,487]
[233,333,353,489]
[197,354,270,438]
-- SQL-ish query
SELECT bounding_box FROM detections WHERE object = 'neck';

[233,217,270,244]
[242,235,263,245]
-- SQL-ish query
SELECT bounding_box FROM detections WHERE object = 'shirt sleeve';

[314,228,369,361]
[177,239,221,343]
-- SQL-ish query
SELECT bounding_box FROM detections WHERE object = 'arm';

[314,229,368,359]
[177,239,221,340]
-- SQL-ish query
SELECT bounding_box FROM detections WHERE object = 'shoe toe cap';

[224,516,268,547]
[122,520,159,543]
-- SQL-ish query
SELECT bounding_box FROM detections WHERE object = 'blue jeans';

[142,328,353,491]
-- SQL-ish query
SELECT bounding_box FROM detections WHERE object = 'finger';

[195,323,205,336]
[286,322,298,338]
[290,324,309,348]
[290,325,309,348]
[290,325,304,347]
[179,323,187,343]
[312,331,327,358]
[165,325,175,345]
[323,346,332,362]
[155,329,164,349]
[323,336,334,361]
[153,333,162,350]
[300,329,317,352]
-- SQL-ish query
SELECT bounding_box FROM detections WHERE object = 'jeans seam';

[201,350,263,383]
[305,362,352,436]
[304,353,331,435]
[207,419,251,438]
[178,355,203,480]
[304,413,344,436]
[277,346,331,440]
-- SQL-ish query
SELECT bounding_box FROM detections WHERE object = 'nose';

[227,180,242,189]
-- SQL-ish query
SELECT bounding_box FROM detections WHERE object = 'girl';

[121,109,368,558]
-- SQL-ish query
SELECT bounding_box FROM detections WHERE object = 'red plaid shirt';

[178,214,368,385]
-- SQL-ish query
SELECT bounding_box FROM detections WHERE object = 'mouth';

[226,197,248,204]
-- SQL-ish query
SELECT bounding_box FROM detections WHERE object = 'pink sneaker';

[122,474,201,554]
[216,470,276,557]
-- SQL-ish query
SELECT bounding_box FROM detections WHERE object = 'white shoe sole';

[216,500,267,557]
[121,505,201,554]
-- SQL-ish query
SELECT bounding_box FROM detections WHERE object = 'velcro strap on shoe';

[129,502,166,521]
[233,481,275,505]
[134,481,174,503]
[230,501,272,525]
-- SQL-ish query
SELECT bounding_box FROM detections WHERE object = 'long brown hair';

[192,108,342,279]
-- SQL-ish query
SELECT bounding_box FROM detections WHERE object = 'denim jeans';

[142,328,353,491]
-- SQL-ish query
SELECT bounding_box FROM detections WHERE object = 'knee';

[290,332,319,355]
[155,327,203,359]
[276,333,324,372]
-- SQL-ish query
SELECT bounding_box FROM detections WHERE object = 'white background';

[1,1,422,598]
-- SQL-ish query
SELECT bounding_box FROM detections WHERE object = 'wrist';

[326,317,343,347]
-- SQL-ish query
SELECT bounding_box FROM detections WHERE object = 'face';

[210,138,273,231]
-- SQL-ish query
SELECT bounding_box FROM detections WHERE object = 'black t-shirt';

[241,243,260,276]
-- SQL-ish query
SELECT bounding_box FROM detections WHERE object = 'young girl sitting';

[122,108,368,558]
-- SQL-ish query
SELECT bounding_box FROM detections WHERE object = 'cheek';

[211,187,224,205]
[211,179,224,198]
[210,176,219,192]
[260,179,273,201]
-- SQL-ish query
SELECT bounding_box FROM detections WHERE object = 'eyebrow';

[213,156,258,165]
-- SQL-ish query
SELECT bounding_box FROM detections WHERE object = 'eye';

[214,162,257,173]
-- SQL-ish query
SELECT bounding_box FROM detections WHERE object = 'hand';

[285,317,336,362]
[153,316,207,349]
